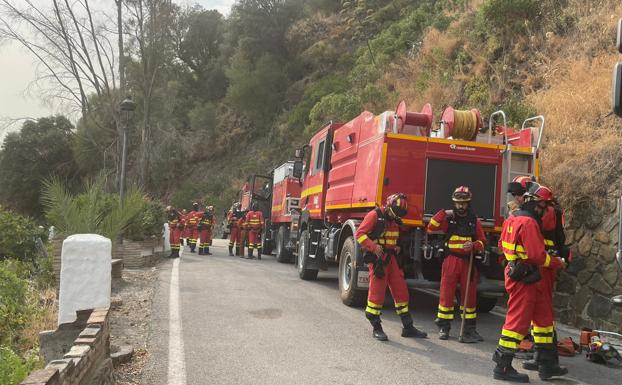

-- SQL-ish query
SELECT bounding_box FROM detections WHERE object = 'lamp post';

[119,97,136,208]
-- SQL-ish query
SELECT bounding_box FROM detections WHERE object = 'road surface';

[141,239,621,385]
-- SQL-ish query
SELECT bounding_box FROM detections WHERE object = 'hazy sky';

[0,0,235,141]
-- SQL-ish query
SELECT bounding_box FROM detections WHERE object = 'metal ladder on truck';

[489,111,545,217]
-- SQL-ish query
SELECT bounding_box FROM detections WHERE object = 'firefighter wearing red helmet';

[521,184,572,374]
[493,184,567,382]
[227,202,243,256]
[507,175,535,214]
[427,186,486,343]
[355,193,427,341]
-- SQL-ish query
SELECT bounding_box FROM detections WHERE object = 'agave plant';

[41,175,146,240]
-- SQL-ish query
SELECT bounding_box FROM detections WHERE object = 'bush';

[475,0,541,42]
[0,265,30,346]
[0,345,29,385]
[0,207,47,262]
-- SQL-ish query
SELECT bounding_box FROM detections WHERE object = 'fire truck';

[289,100,544,312]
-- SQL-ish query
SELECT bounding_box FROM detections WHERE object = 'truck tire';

[297,229,318,280]
[339,236,367,307]
[476,296,498,313]
[276,226,292,263]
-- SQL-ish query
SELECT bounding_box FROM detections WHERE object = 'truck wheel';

[297,229,318,280]
[276,226,292,263]
[476,296,498,313]
[339,236,367,307]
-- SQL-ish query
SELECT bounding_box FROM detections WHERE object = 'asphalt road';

[142,239,622,385]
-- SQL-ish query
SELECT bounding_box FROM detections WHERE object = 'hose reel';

[394,100,433,135]
[440,106,482,140]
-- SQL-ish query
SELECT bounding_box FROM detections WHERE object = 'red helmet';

[386,193,408,218]
[508,175,535,195]
[452,186,472,202]
[523,183,553,203]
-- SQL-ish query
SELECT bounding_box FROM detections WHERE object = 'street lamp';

[119,96,136,207]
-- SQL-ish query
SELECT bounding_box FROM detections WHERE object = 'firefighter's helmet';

[206,205,214,212]
[386,193,408,218]
[508,175,535,195]
[523,183,553,203]
[165,205,172,212]
[192,202,199,210]
[452,186,472,202]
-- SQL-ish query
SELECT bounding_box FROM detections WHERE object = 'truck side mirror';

[613,62,622,117]
[293,160,303,179]
[617,17,622,54]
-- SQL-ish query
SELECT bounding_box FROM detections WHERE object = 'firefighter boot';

[492,349,529,383]
[400,313,427,338]
[537,345,567,380]
[460,319,482,343]
[247,248,254,259]
[228,246,234,256]
[366,313,388,341]
[205,247,212,255]
[198,246,204,255]
[434,318,450,340]
[257,248,261,260]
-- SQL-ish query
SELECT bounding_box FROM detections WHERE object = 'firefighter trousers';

[247,229,262,251]
[169,226,181,254]
[498,265,554,353]
[199,229,212,247]
[188,227,198,249]
[229,226,241,246]
[437,254,479,325]
[365,254,410,318]
[531,267,557,342]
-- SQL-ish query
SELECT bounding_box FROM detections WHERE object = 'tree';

[0,116,80,218]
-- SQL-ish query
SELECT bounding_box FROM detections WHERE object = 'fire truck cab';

[291,101,544,312]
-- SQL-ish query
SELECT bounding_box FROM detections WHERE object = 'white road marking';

[167,257,187,385]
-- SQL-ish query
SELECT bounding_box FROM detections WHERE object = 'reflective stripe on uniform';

[544,239,555,246]
[460,306,477,319]
[357,234,369,243]
[430,218,440,226]
[437,305,454,320]
[395,301,409,315]
[543,254,551,267]
[498,329,524,350]
[366,300,382,315]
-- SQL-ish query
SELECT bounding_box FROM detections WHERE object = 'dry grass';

[528,54,622,212]
[17,287,57,358]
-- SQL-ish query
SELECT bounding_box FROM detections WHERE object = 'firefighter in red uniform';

[427,186,486,343]
[180,208,189,246]
[521,184,572,373]
[355,193,427,341]
[227,203,243,256]
[165,206,182,258]
[245,202,264,260]
[198,205,215,255]
[493,185,567,382]
[186,202,202,253]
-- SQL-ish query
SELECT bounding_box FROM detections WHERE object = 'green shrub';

[475,0,541,42]
[307,93,362,133]
[0,345,29,385]
[0,265,29,346]
[0,207,47,263]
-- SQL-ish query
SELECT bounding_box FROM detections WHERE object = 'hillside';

[182,0,622,217]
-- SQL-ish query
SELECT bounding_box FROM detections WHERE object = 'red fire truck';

[290,100,544,312]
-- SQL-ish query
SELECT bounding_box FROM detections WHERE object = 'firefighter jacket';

[167,210,182,227]
[427,209,485,256]
[199,212,214,230]
[187,210,201,229]
[355,207,399,252]
[498,211,564,269]
[245,210,264,230]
